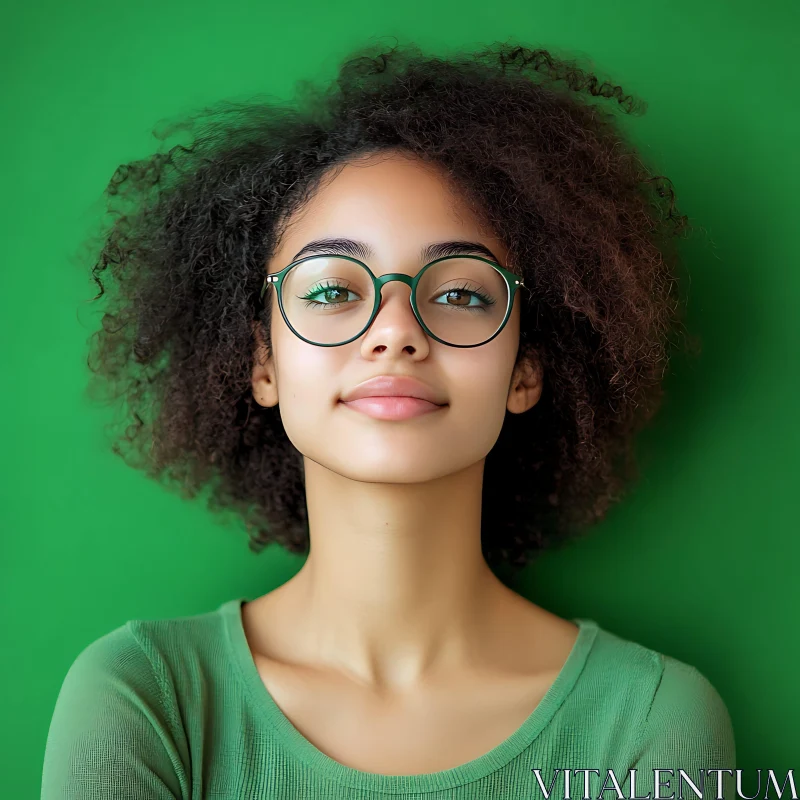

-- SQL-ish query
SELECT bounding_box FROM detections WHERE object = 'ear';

[251,319,279,408]
[507,345,543,415]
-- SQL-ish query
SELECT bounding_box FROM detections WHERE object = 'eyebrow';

[290,238,501,264]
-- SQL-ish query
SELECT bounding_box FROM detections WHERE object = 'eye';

[431,282,495,309]
[299,281,361,307]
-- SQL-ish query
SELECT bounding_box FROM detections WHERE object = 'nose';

[359,275,429,354]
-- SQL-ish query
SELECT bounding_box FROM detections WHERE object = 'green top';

[41,598,736,799]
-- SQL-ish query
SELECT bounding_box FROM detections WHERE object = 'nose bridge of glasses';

[374,272,415,297]
[369,272,426,339]
[372,272,419,321]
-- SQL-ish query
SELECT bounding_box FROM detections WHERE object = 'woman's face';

[252,150,541,483]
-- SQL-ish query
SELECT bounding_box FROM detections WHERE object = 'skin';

[247,149,580,774]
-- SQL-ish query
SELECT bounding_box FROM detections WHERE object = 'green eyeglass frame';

[259,254,529,349]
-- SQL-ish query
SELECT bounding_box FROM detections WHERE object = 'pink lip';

[339,396,446,421]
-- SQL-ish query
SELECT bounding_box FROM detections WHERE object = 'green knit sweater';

[41,598,736,799]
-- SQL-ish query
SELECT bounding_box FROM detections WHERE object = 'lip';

[340,396,445,421]
[340,375,447,405]
[339,375,448,421]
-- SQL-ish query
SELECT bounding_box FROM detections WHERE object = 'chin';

[331,456,453,484]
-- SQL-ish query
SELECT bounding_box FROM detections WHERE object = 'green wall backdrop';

[2,0,798,796]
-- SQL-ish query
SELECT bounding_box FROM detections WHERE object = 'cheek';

[446,349,515,433]
[453,325,521,443]
[270,326,343,450]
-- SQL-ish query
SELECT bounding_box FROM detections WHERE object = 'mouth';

[338,396,448,421]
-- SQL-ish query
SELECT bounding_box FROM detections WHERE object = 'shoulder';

[627,651,737,798]
[124,601,232,679]
[638,653,736,761]
[62,601,227,691]
[588,626,737,766]
[646,654,733,727]
[42,601,236,799]
[49,599,237,741]
[571,623,736,763]
[57,621,165,704]
[47,619,183,750]
[584,623,732,712]
[42,621,190,798]
[575,623,737,796]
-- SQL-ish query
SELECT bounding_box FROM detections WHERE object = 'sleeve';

[628,656,737,800]
[40,624,189,800]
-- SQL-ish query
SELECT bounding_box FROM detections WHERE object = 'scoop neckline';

[221,596,599,794]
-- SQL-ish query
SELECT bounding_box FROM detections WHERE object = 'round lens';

[281,257,375,345]
[415,258,509,346]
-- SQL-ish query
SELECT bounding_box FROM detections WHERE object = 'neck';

[259,456,519,689]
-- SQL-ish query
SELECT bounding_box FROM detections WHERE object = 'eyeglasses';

[260,254,528,348]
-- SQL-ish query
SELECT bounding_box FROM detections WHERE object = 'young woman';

[42,41,736,799]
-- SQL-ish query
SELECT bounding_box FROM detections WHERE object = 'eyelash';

[298,280,496,310]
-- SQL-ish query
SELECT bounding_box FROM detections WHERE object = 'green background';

[2,0,798,796]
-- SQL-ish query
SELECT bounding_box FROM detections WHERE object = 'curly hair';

[84,39,699,583]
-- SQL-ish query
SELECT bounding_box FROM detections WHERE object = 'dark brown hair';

[85,39,698,584]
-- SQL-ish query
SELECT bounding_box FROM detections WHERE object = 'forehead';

[309,152,465,212]
[273,152,506,261]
